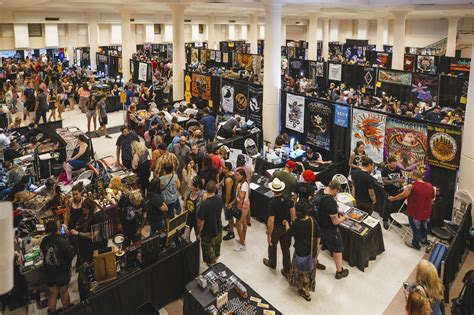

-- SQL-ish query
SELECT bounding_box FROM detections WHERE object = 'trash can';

[469,227,474,251]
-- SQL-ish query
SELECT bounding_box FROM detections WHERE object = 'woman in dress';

[284,200,320,302]
[47,89,58,121]
[131,140,151,193]
[233,168,250,252]
[85,94,98,135]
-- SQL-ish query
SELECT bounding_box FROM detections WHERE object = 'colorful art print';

[306,100,332,151]
[235,53,254,70]
[417,55,435,73]
[200,49,207,64]
[221,82,234,113]
[328,63,342,81]
[223,52,229,64]
[362,67,376,92]
[191,73,211,100]
[285,93,305,133]
[376,52,390,67]
[351,109,386,163]
[404,54,416,72]
[215,51,221,63]
[427,124,462,170]
[450,58,470,72]
[346,208,368,223]
[384,118,428,179]
[411,73,439,102]
[378,69,413,86]
[334,104,349,128]
[191,48,199,64]
[316,62,324,77]
[210,50,216,60]
[288,47,296,59]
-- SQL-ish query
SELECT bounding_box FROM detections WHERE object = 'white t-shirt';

[238,182,250,204]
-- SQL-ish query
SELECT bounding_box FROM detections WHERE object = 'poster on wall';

[328,63,342,81]
[233,83,249,118]
[427,124,462,170]
[375,52,390,68]
[118,57,122,73]
[411,73,439,102]
[235,53,253,70]
[223,52,229,64]
[404,54,416,72]
[416,55,436,74]
[248,85,263,128]
[384,118,428,179]
[316,62,324,77]
[306,100,332,151]
[191,73,211,100]
[200,49,207,64]
[215,51,221,63]
[334,104,350,128]
[361,67,376,94]
[221,80,234,114]
[210,50,216,60]
[191,48,199,64]
[285,93,305,133]
[351,109,386,163]
[378,69,412,86]
[138,62,148,82]
[450,58,470,72]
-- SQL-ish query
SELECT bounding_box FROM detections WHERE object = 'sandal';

[298,289,311,301]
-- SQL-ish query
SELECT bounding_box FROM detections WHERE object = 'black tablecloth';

[214,131,263,153]
[183,263,282,315]
[63,240,200,315]
[339,222,385,271]
[249,175,273,223]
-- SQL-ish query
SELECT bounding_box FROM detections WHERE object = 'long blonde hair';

[131,140,148,158]
[416,259,444,300]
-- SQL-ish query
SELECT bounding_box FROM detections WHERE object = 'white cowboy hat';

[270,178,286,192]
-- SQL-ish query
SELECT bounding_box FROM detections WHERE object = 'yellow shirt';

[185,75,191,92]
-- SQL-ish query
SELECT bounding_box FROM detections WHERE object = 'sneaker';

[234,238,241,244]
[105,135,112,139]
[335,268,349,279]
[223,232,235,241]
[383,221,389,230]
[316,262,326,270]
[404,240,421,250]
[263,258,275,269]
[234,244,246,252]
[223,224,231,232]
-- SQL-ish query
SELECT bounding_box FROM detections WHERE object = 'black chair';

[136,302,160,315]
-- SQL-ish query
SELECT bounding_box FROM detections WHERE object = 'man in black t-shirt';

[40,220,75,314]
[115,126,140,169]
[351,157,376,215]
[381,156,404,229]
[263,178,295,278]
[317,180,349,279]
[197,180,223,266]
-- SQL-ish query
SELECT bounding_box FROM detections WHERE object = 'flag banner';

[191,73,211,100]
[351,109,386,163]
[306,100,332,151]
[285,93,305,133]
[378,69,412,86]
[427,124,462,170]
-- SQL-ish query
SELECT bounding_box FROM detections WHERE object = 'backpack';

[451,270,474,315]
[309,189,331,221]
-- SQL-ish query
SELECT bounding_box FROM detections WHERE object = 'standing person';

[196,180,223,267]
[118,191,147,246]
[200,108,216,143]
[40,221,74,315]
[35,85,48,124]
[199,155,219,188]
[146,178,168,235]
[85,94,98,135]
[348,141,366,173]
[184,176,204,240]
[67,83,76,111]
[181,158,197,197]
[284,200,320,302]
[415,259,444,315]
[131,140,151,193]
[294,170,316,205]
[222,162,236,241]
[124,85,134,110]
[381,156,404,229]
[78,83,90,113]
[115,126,140,169]
[272,160,298,198]
[172,135,191,172]
[351,157,377,215]
[234,168,250,252]
[160,162,181,218]
[162,77,172,102]
[263,178,296,278]
[47,89,58,121]
[317,180,349,279]
[389,170,435,250]
[23,81,35,122]
[96,94,111,138]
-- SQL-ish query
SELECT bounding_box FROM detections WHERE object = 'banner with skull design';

[305,100,332,151]
[248,84,263,128]
[285,93,305,133]
[233,82,249,119]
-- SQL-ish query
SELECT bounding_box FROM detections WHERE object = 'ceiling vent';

[184,19,192,22]
[229,19,236,23]
[45,17,59,21]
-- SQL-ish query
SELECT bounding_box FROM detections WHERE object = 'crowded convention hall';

[1,1,474,315]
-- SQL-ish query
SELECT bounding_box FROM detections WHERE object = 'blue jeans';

[166,200,182,218]
[0,187,12,200]
[408,216,428,249]
[35,110,47,125]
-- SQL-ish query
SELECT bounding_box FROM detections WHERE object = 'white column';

[376,17,388,51]
[170,4,185,101]
[446,16,460,57]
[88,12,99,71]
[458,47,474,209]
[263,1,281,143]
[67,24,77,63]
[392,11,408,70]
[281,17,287,45]
[322,18,329,60]
[120,8,132,82]
[208,15,216,50]
[249,14,258,54]
[357,19,368,40]
[329,19,339,42]
[307,13,319,60]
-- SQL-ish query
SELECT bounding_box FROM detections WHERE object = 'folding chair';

[332,174,351,193]
[388,200,411,241]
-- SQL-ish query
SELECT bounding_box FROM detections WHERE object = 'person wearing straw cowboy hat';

[263,178,296,280]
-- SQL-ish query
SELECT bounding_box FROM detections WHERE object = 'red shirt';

[407,181,434,221]
[210,154,222,172]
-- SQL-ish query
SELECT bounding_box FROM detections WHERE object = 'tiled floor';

[7,108,438,314]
